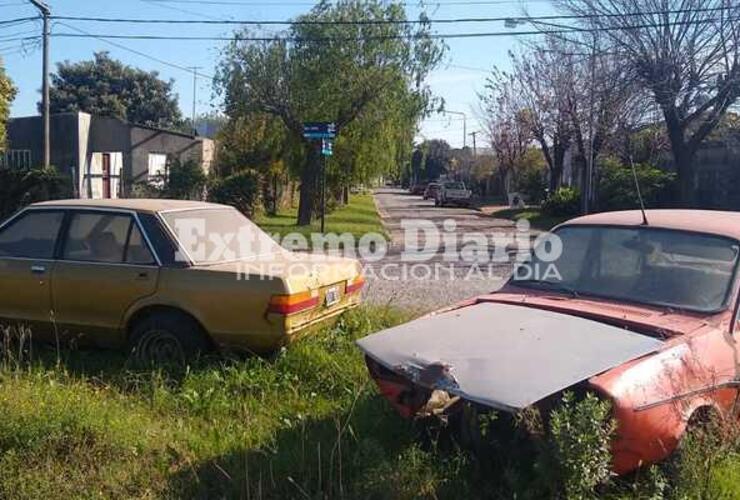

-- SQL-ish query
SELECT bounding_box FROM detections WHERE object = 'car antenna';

[629,154,649,225]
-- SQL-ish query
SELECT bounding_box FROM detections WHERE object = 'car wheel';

[129,311,210,366]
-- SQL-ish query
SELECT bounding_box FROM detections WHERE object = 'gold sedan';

[0,199,364,362]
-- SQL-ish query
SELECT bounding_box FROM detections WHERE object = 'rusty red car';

[358,209,740,474]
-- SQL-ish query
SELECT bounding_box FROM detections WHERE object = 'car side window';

[125,223,156,265]
[63,213,132,263]
[0,210,64,259]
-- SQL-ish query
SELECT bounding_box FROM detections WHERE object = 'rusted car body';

[358,210,740,474]
[0,199,364,360]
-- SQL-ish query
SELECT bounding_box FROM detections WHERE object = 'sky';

[0,0,557,148]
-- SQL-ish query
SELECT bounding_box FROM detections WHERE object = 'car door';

[52,210,160,347]
[0,209,65,338]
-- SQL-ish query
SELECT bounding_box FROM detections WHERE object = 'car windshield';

[512,225,740,312]
[161,208,287,264]
[445,182,464,189]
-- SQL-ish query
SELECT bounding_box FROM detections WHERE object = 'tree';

[216,0,443,225]
[481,70,533,194]
[509,38,574,192]
[0,61,16,151]
[48,52,185,130]
[559,0,740,205]
[422,139,452,180]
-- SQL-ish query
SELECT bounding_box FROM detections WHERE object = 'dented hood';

[357,302,663,412]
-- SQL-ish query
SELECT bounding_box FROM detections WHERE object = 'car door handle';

[135,271,149,280]
[30,265,46,274]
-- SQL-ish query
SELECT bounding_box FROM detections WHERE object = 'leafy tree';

[216,0,443,225]
[597,158,676,211]
[0,61,16,151]
[165,159,208,200]
[47,52,185,130]
[0,167,73,218]
[421,139,452,180]
[208,169,262,216]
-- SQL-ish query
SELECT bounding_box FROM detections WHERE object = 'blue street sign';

[303,122,336,139]
[321,138,333,157]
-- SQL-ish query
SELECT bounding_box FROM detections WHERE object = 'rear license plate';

[325,287,340,306]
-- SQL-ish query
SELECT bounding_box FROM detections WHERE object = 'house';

[3,111,215,199]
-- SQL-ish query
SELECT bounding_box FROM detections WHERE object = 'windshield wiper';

[511,279,581,298]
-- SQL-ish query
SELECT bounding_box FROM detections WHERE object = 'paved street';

[363,188,521,313]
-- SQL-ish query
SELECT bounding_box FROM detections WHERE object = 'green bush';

[207,169,262,216]
[129,159,207,201]
[166,159,208,200]
[0,166,73,218]
[597,158,675,211]
[516,166,548,204]
[548,392,616,499]
[541,187,581,217]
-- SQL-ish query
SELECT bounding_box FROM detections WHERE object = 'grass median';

[489,207,569,231]
[255,194,387,246]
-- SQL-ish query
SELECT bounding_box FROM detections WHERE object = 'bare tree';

[559,0,740,205]
[480,69,533,195]
[510,38,574,192]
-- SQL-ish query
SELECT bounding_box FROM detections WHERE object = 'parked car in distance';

[358,210,740,475]
[410,182,429,196]
[436,181,472,207]
[423,182,441,201]
[0,199,364,363]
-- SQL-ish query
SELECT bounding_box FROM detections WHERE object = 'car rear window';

[161,208,287,264]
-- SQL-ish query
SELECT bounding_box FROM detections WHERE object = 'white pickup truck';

[435,181,473,207]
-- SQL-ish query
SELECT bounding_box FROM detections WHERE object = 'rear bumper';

[212,294,362,354]
[284,295,361,338]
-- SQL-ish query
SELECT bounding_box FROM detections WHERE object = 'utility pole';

[584,35,598,215]
[189,66,201,133]
[29,0,50,168]
[469,131,478,156]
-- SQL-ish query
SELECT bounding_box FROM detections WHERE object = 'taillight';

[346,275,365,294]
[268,290,319,315]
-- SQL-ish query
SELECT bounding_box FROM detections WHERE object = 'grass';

[0,309,738,498]
[255,194,387,245]
[0,307,468,499]
[490,207,571,231]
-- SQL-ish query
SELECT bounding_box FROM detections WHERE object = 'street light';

[439,109,467,148]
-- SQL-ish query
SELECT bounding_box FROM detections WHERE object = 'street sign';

[321,138,333,157]
[303,122,336,139]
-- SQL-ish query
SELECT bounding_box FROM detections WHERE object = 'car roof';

[562,209,740,241]
[30,198,228,214]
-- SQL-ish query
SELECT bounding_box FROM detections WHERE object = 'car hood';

[357,302,663,412]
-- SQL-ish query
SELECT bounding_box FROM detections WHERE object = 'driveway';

[362,188,526,313]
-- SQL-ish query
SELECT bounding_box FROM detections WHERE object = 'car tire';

[129,311,210,366]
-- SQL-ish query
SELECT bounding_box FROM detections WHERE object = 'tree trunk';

[297,145,321,226]
[674,149,697,207]
[342,185,349,204]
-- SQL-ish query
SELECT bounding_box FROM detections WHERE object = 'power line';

[141,0,551,5]
[0,16,39,26]
[138,0,231,22]
[54,21,215,79]
[47,15,740,42]
[51,6,740,26]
